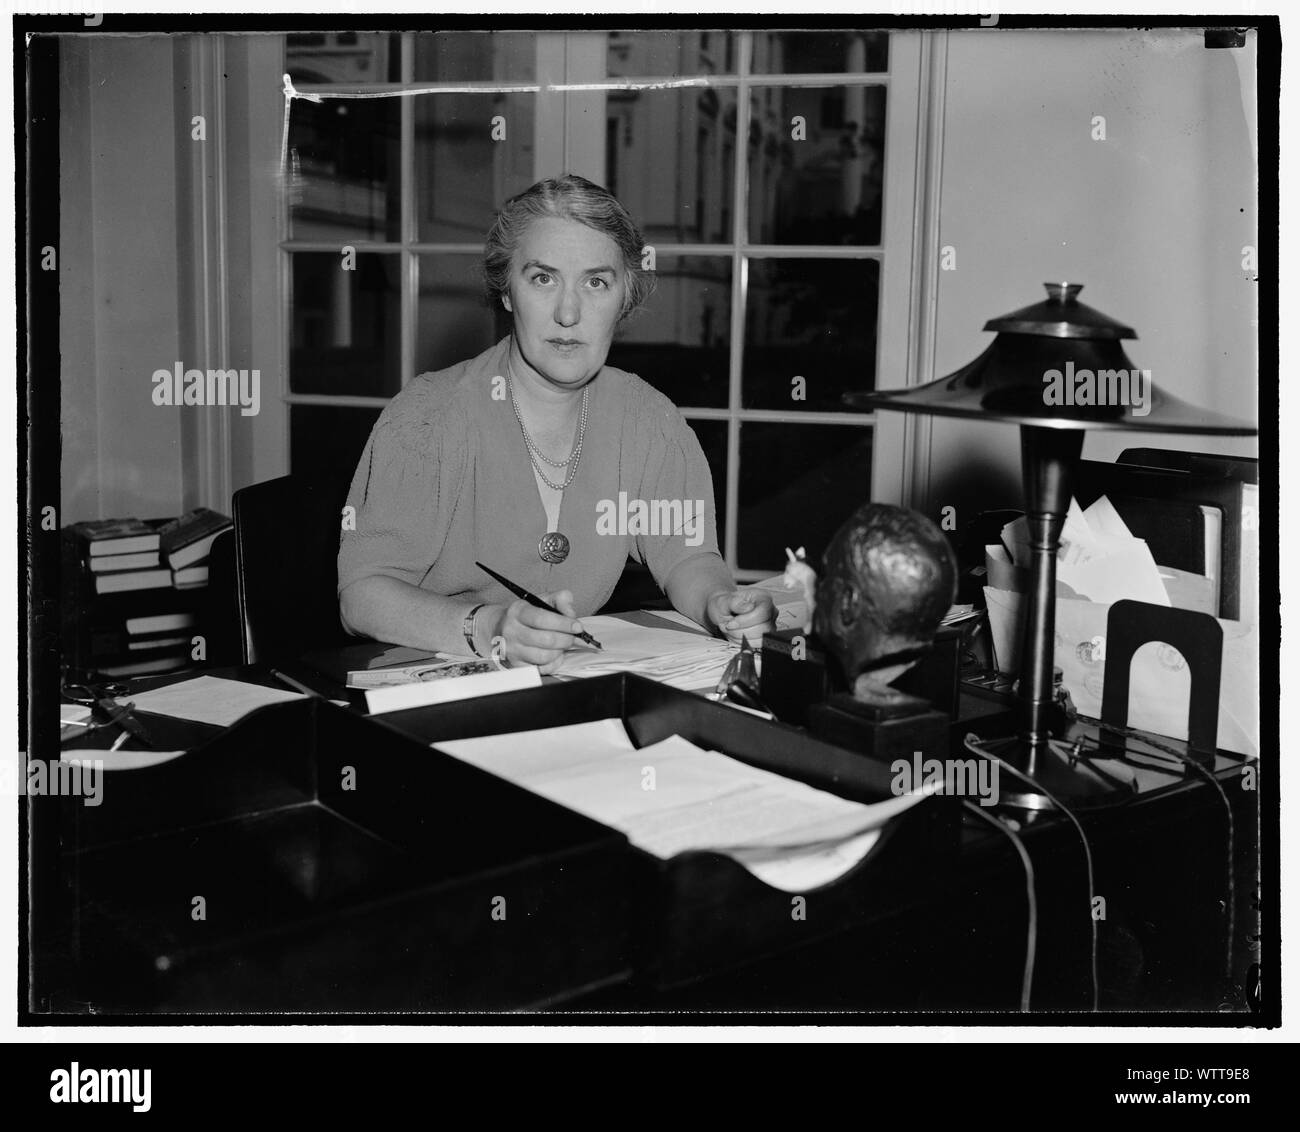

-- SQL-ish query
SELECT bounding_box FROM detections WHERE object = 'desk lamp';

[846,282,1256,807]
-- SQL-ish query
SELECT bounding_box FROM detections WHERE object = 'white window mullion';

[873,29,940,510]
[724,32,752,573]
[400,33,416,387]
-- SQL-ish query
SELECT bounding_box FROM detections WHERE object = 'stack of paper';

[434,719,928,892]
[559,615,736,691]
[992,496,1171,608]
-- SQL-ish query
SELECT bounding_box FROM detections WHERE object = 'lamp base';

[970,734,1138,811]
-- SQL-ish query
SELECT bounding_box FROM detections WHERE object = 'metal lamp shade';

[845,283,1256,435]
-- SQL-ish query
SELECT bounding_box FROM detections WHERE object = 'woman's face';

[504,215,628,390]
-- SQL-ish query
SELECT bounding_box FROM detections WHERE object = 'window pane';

[606,31,734,77]
[606,256,731,409]
[291,404,384,513]
[749,86,885,245]
[737,423,873,573]
[607,86,736,245]
[751,31,888,74]
[415,93,536,243]
[684,418,728,539]
[413,31,537,82]
[416,254,505,375]
[742,258,879,411]
[286,32,401,83]
[290,252,402,397]
[287,86,400,241]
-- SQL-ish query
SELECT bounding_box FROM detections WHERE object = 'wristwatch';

[462,603,487,657]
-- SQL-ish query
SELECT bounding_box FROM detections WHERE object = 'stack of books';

[157,508,233,590]
[71,510,232,595]
[62,509,232,678]
[72,518,169,595]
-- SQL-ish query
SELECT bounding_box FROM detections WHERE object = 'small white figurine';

[782,546,817,633]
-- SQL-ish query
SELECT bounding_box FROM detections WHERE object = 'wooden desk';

[35,662,1258,1017]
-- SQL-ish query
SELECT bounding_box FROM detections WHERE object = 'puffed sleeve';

[634,405,722,588]
[337,400,467,600]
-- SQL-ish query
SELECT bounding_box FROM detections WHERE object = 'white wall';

[60,36,187,522]
[59,34,288,524]
[919,28,1258,516]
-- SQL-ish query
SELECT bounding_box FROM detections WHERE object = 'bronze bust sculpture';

[811,503,957,702]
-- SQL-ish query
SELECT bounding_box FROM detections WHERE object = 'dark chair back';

[200,528,243,667]
[232,475,351,665]
[1118,447,1258,484]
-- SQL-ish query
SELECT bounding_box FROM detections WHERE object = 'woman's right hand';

[487,589,584,675]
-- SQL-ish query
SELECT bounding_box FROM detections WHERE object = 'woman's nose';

[553,286,580,326]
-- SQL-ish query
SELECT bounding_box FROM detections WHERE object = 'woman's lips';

[547,339,584,353]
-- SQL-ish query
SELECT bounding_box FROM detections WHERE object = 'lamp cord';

[964,733,1099,1012]
[961,799,1037,1013]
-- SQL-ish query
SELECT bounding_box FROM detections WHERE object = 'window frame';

[269,29,932,577]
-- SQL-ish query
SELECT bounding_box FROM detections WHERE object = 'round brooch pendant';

[538,531,570,564]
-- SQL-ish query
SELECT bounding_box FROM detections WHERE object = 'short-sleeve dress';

[337,335,721,625]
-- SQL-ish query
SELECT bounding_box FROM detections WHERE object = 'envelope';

[984,586,1258,758]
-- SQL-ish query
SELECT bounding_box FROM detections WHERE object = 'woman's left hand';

[705,588,776,644]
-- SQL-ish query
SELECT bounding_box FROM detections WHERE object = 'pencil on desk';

[270,669,322,697]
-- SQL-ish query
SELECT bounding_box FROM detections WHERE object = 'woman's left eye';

[588,277,610,290]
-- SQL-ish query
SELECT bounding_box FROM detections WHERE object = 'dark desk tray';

[372,674,960,991]
[55,700,637,1013]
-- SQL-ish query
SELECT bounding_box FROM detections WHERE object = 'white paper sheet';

[1057,498,1100,567]
[1082,494,1132,542]
[61,749,187,771]
[997,496,1172,607]
[638,609,707,632]
[774,601,809,631]
[558,615,736,690]
[434,720,926,892]
[365,664,541,714]
[1060,539,1171,607]
[118,675,306,728]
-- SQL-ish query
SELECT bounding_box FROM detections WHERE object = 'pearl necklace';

[506,355,590,492]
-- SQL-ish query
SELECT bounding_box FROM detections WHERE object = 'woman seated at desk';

[338,174,775,673]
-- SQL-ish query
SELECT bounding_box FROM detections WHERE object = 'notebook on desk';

[299,641,447,686]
